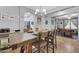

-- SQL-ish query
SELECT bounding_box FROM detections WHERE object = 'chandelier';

[35,6,47,16]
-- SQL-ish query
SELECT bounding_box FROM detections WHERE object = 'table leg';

[25,41,32,53]
[20,46,25,53]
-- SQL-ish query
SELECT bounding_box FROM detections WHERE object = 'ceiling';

[26,6,57,12]
[25,6,79,19]
[25,6,73,14]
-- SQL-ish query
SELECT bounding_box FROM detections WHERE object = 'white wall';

[43,16,56,31]
[0,6,20,32]
[0,6,35,32]
[0,6,55,33]
[44,16,52,31]
[0,6,74,33]
[37,16,55,31]
[0,6,78,33]
[19,6,35,32]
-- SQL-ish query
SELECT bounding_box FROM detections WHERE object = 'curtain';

[71,18,78,28]
[64,19,68,27]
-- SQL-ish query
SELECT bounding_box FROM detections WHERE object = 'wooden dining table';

[0,32,38,53]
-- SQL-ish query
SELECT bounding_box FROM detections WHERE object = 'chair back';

[40,32,48,39]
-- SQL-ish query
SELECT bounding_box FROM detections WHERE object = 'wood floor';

[1,35,79,53]
[42,36,79,53]
[56,36,79,53]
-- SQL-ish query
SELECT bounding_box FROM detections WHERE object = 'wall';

[19,7,35,32]
[36,16,55,31]
[0,6,35,32]
[0,6,70,33]
[0,6,20,32]
[43,16,56,31]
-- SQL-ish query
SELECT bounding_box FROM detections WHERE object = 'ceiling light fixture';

[35,6,47,16]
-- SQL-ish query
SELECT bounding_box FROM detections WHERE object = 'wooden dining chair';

[32,30,57,53]
[45,30,57,53]
[32,31,48,53]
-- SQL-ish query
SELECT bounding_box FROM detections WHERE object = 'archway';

[24,12,35,32]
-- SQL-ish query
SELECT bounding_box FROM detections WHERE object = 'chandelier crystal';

[35,7,47,16]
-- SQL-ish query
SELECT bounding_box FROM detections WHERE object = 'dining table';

[0,32,38,53]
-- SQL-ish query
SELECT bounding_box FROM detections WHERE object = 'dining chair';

[32,31,48,53]
[45,30,57,53]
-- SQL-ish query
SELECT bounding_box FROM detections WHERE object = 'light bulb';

[42,9,46,12]
[36,9,39,12]
[35,12,37,14]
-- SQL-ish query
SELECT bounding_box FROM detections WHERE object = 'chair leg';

[38,40,40,53]
[55,38,57,48]
[38,34,41,53]
[54,34,57,48]
[47,41,49,53]
[52,39,54,53]
[52,45,54,53]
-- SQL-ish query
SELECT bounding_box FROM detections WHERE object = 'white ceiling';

[49,6,79,18]
[25,6,79,19]
[26,6,57,12]
[25,6,73,14]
